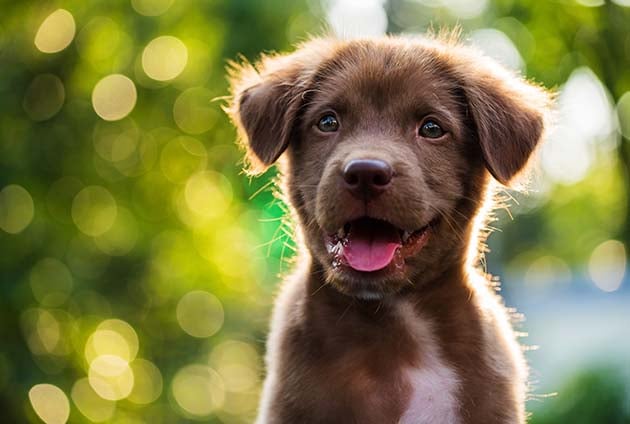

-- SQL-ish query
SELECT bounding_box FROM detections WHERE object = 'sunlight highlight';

[30,258,73,307]
[142,36,188,81]
[85,319,139,364]
[94,207,139,256]
[176,290,224,338]
[0,184,34,234]
[22,309,61,355]
[616,91,630,139]
[523,256,572,288]
[71,377,116,422]
[128,359,163,404]
[71,186,118,237]
[88,354,135,400]
[588,240,626,292]
[131,0,175,16]
[92,74,137,121]
[184,171,233,220]
[160,136,208,183]
[29,384,70,424]
[209,341,261,393]
[172,364,225,417]
[470,28,524,71]
[172,87,217,134]
[542,67,615,185]
[34,9,76,54]
[325,0,387,38]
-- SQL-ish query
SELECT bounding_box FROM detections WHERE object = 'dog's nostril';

[342,159,393,199]
[372,172,390,186]
[345,173,359,186]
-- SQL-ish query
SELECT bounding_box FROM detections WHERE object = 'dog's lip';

[327,217,434,243]
[325,217,436,273]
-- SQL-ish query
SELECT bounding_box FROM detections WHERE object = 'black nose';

[342,159,393,200]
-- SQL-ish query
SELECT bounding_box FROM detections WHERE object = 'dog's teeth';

[402,231,411,243]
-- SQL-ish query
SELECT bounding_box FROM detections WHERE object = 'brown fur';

[227,35,551,424]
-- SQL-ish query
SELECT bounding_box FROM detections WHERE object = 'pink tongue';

[343,220,401,272]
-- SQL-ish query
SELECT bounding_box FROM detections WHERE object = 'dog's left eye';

[418,120,444,139]
[317,114,339,132]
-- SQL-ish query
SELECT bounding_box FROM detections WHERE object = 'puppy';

[227,35,551,424]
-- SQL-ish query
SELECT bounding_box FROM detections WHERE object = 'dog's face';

[229,37,549,298]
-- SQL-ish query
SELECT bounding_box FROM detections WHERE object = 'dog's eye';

[419,120,444,139]
[317,114,339,132]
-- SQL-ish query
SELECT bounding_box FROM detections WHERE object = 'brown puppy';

[228,35,551,424]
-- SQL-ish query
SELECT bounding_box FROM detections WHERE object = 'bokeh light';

[171,364,225,417]
[209,340,261,393]
[142,36,188,81]
[194,224,266,292]
[22,74,65,121]
[71,185,118,237]
[76,17,134,70]
[93,118,140,163]
[0,184,34,234]
[22,309,55,355]
[442,0,489,19]
[588,240,626,292]
[85,330,131,363]
[29,258,74,307]
[542,67,615,185]
[128,359,163,404]
[92,74,137,121]
[326,0,387,38]
[28,383,70,424]
[176,290,224,338]
[34,9,76,54]
[71,377,116,422]
[84,319,139,365]
[93,207,139,256]
[172,87,218,134]
[184,171,233,220]
[470,28,524,71]
[46,177,83,225]
[159,135,208,183]
[616,91,630,139]
[88,354,135,400]
[523,255,572,289]
[131,0,175,16]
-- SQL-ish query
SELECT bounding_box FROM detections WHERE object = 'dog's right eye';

[317,114,339,132]
[418,120,445,139]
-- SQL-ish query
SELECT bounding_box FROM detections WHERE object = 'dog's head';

[228,36,551,299]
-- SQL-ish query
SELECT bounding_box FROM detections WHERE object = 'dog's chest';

[395,302,461,424]
[398,358,460,423]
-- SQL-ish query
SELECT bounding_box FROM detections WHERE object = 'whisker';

[310,280,330,296]
[336,300,355,325]
[258,216,284,223]
[248,179,275,200]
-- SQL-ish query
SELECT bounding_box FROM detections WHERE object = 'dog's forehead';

[313,42,457,110]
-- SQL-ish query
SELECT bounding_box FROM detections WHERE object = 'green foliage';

[531,368,630,424]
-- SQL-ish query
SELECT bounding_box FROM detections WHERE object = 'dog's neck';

[306,254,469,304]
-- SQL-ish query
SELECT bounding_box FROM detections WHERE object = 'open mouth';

[326,217,434,273]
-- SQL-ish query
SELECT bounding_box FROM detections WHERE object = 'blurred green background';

[1,0,629,423]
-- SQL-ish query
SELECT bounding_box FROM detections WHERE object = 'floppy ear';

[227,40,333,173]
[453,52,552,186]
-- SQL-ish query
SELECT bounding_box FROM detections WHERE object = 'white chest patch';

[395,301,461,424]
